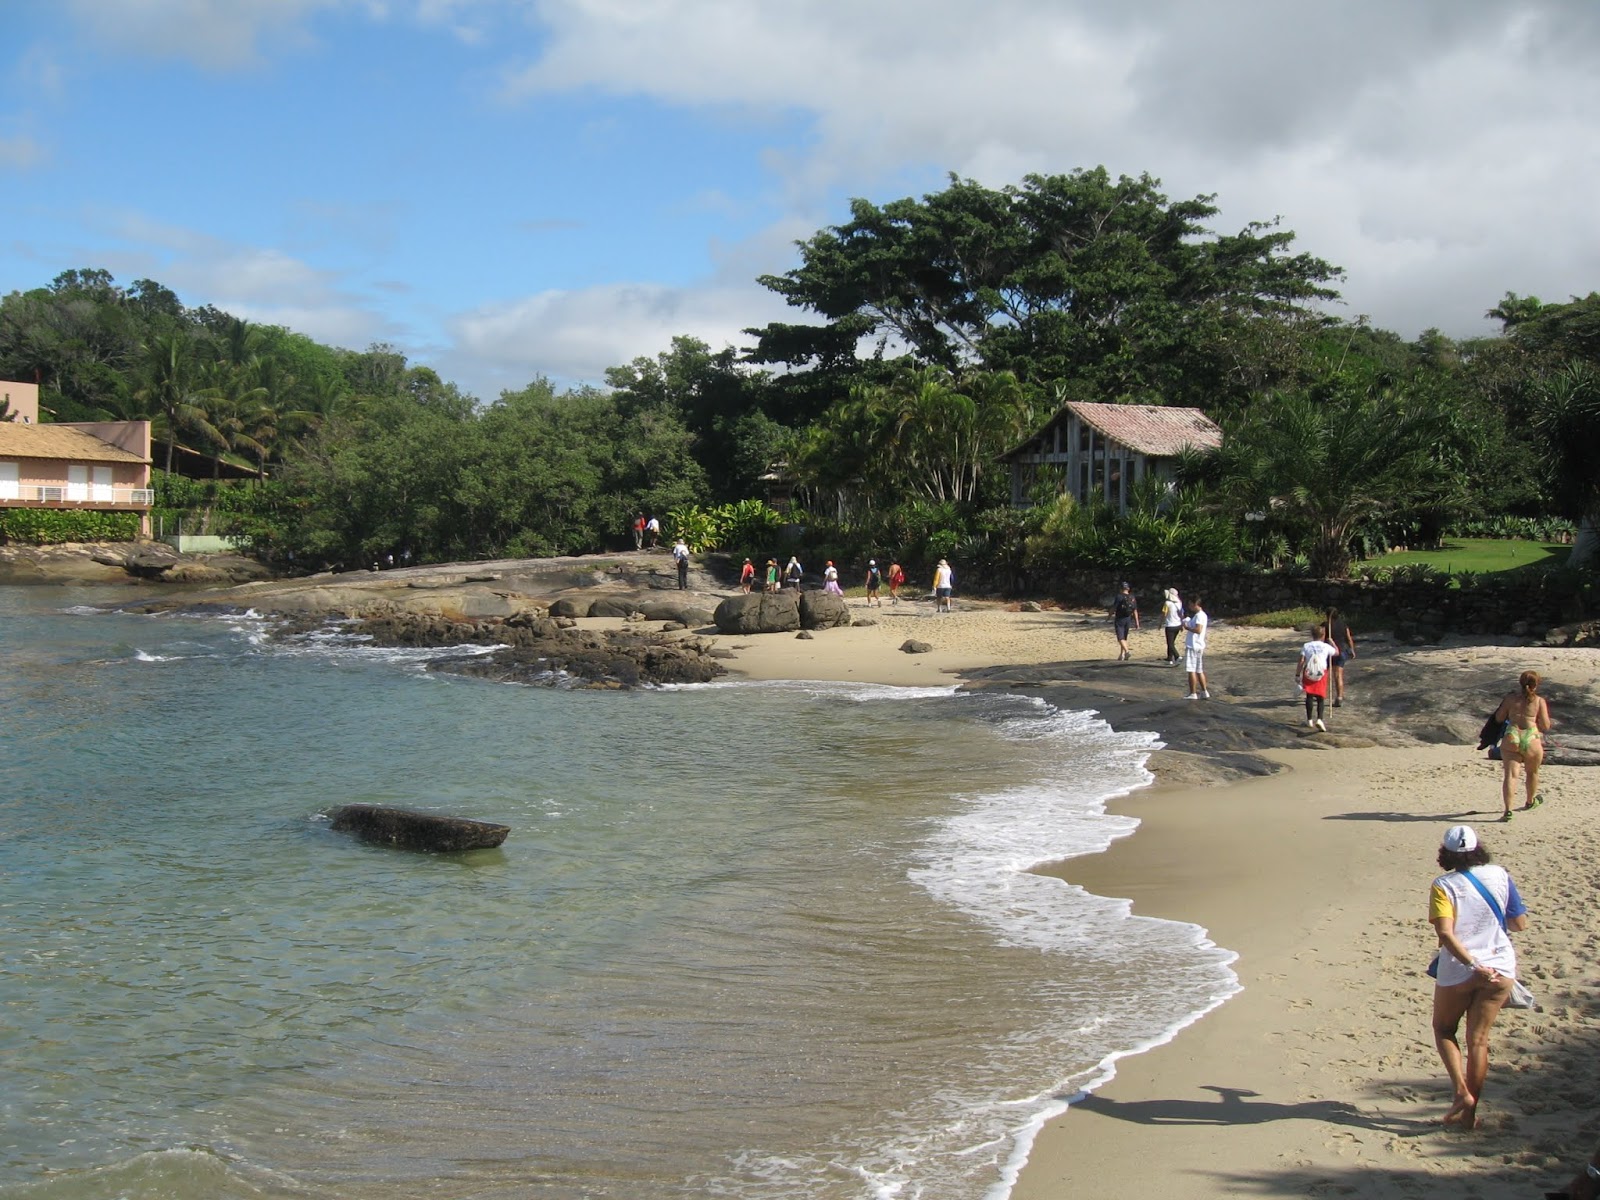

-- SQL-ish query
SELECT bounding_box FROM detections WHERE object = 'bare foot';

[1441,1096,1478,1129]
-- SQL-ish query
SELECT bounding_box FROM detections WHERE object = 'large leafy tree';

[749,168,1343,408]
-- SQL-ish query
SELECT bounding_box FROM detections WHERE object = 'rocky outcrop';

[636,599,714,627]
[713,591,801,634]
[799,591,852,630]
[433,634,724,688]
[328,804,510,852]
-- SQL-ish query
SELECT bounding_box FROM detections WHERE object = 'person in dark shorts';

[1326,607,1357,707]
[1111,582,1139,661]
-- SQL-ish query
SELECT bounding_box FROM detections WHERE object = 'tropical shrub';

[0,509,142,544]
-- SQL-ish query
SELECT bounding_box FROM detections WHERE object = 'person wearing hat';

[1160,587,1184,665]
[1110,581,1139,661]
[1428,824,1529,1131]
[764,559,779,593]
[823,560,844,595]
[739,557,756,593]
[864,559,882,606]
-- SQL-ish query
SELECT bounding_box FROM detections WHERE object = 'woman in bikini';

[1493,670,1551,821]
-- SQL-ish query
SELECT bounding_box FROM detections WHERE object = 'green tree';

[750,168,1342,407]
[1207,381,1456,577]
[1529,362,1600,567]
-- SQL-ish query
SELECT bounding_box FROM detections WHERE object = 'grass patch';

[1362,538,1569,575]
[1230,606,1324,629]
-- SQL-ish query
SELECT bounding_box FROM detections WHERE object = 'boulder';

[636,599,714,626]
[588,596,640,618]
[713,591,801,634]
[328,804,510,852]
[548,597,588,618]
[799,591,852,630]
[900,639,932,654]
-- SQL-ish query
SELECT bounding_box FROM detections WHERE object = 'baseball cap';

[1442,825,1478,853]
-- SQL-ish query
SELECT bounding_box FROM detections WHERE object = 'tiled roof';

[1064,402,1222,456]
[0,422,149,464]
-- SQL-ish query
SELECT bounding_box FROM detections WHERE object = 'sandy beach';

[716,596,1600,1198]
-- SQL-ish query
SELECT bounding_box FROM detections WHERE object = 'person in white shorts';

[1182,596,1210,699]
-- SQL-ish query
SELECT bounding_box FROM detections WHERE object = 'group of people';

[738,555,912,603]
[1423,669,1557,1145]
[1109,583,1211,699]
[1294,608,1357,731]
[630,513,662,550]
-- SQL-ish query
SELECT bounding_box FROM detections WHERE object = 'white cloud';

[440,273,796,398]
[63,0,338,69]
[495,0,1600,339]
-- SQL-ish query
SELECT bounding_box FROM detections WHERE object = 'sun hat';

[869,559,876,565]
[1442,825,1478,853]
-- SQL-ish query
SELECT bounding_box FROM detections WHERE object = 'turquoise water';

[0,586,1237,1199]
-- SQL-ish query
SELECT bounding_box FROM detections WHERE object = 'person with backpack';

[1110,582,1140,661]
[784,555,804,591]
[1297,623,1338,731]
[739,558,756,593]
[864,560,882,606]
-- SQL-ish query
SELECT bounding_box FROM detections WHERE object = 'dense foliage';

[4,169,1597,580]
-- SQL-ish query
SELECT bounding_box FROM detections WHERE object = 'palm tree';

[134,331,214,473]
[1210,381,1455,577]
[1530,362,1600,567]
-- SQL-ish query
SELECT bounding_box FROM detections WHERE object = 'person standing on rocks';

[764,559,779,593]
[1160,587,1183,665]
[1182,595,1210,700]
[785,555,803,592]
[646,515,661,548]
[632,513,646,550]
[1297,623,1337,732]
[672,538,690,590]
[1326,607,1357,707]
[740,558,756,593]
[1111,581,1140,661]
[864,560,882,606]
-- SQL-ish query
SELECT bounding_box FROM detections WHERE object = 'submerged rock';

[328,803,510,852]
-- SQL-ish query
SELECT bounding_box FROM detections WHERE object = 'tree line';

[2,167,1596,577]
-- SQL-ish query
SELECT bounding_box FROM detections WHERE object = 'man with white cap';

[1428,824,1529,1131]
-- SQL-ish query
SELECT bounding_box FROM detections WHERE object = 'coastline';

[86,562,1600,1197]
[714,600,1600,1198]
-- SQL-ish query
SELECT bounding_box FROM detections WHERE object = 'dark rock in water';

[329,804,509,852]
[431,633,725,688]
[799,591,851,630]
[900,639,932,654]
[713,591,800,634]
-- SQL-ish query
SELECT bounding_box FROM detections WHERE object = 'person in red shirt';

[739,558,756,593]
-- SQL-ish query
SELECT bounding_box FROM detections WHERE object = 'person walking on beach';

[1428,824,1528,1131]
[823,561,844,595]
[864,560,882,606]
[1182,596,1210,699]
[739,558,755,593]
[764,559,779,593]
[887,561,905,603]
[1160,587,1183,665]
[1326,607,1357,707]
[1111,582,1140,660]
[932,559,954,612]
[1297,623,1337,731]
[785,555,804,592]
[1493,670,1552,821]
[671,538,691,589]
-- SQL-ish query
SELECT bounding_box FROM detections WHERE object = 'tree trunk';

[1569,513,1598,569]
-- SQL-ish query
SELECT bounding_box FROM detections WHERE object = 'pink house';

[0,381,154,537]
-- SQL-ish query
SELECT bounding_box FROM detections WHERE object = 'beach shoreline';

[715,599,1600,1199]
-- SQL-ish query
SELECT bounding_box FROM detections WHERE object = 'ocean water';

[0,585,1238,1200]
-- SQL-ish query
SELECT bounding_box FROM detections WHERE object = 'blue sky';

[3,1,1597,401]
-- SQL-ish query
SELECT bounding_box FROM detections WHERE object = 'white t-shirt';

[1300,640,1334,680]
[1183,609,1208,652]
[1162,598,1183,628]
[1429,865,1524,986]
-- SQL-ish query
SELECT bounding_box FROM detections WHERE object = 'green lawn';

[1363,538,1570,575]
